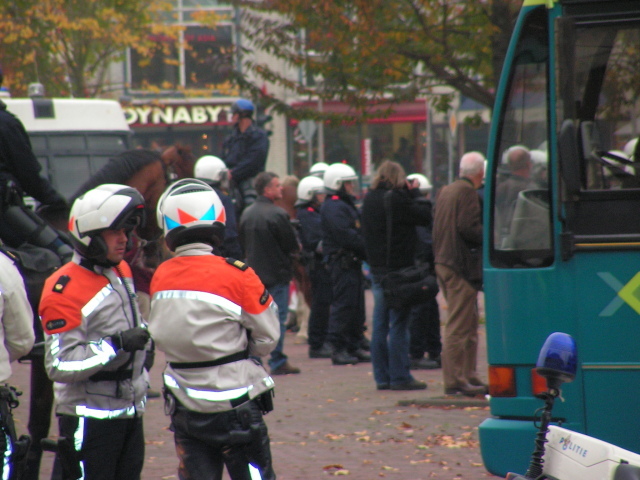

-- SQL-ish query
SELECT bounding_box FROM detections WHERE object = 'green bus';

[479,0,640,476]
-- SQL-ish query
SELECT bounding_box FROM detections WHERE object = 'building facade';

[106,1,489,184]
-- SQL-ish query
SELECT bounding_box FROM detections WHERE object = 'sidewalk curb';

[398,396,489,408]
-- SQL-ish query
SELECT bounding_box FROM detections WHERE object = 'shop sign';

[123,104,232,127]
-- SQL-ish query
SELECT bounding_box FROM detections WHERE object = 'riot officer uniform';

[320,164,370,366]
[221,99,269,213]
[295,176,332,358]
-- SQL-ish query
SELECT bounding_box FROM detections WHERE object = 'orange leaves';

[421,432,480,449]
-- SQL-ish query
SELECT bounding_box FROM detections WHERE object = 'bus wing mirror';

[558,119,581,194]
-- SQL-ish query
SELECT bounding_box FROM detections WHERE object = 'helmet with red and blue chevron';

[156,179,226,251]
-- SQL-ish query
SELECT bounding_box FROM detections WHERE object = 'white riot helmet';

[323,163,358,192]
[296,176,325,205]
[406,173,432,195]
[624,138,638,160]
[309,162,329,178]
[194,155,228,184]
[69,184,145,265]
[156,179,226,251]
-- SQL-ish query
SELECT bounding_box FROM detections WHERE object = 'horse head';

[161,143,196,181]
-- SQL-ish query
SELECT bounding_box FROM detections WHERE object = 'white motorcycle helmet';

[406,173,432,195]
[309,162,329,178]
[296,176,325,205]
[194,155,228,184]
[156,179,226,251]
[69,184,145,264]
[323,163,358,192]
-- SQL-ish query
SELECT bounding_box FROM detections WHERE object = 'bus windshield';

[491,6,551,268]
[491,7,640,268]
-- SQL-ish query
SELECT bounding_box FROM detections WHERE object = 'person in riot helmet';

[0,249,36,479]
[309,162,329,178]
[149,179,279,480]
[295,175,333,359]
[39,184,151,479]
[194,155,243,259]
[405,173,442,371]
[321,163,371,366]
[221,98,270,214]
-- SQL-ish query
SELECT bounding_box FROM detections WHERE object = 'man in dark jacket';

[222,99,269,214]
[239,172,301,375]
[432,151,486,397]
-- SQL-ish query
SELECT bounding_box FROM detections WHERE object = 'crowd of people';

[0,87,490,480]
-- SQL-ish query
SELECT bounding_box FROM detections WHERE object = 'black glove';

[111,327,150,352]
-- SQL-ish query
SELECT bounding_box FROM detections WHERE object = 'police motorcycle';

[506,333,640,480]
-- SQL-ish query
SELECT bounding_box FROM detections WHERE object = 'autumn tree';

[235,0,521,119]
[0,0,180,98]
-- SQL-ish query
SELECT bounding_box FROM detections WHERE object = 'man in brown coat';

[432,152,486,396]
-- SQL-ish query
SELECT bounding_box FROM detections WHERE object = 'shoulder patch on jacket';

[46,319,67,331]
[52,275,71,293]
[259,287,270,305]
[226,258,248,271]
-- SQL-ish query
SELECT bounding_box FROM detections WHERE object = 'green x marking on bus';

[599,272,640,316]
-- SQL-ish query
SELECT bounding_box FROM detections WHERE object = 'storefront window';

[130,35,179,90]
[184,25,233,89]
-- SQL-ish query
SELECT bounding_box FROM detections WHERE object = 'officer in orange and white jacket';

[149,179,279,480]
[39,184,151,480]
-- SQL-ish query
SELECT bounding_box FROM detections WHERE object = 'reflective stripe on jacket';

[149,243,279,413]
[39,253,148,419]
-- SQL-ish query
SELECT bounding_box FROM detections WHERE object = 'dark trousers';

[327,261,366,353]
[24,357,55,480]
[307,264,332,350]
[171,400,275,480]
[409,297,442,360]
[56,414,144,480]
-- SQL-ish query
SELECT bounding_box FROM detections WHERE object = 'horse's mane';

[71,149,163,202]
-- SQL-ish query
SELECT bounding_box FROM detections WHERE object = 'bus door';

[480,1,640,476]
[553,3,640,454]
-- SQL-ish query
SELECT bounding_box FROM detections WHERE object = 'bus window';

[49,156,91,199]
[30,136,47,152]
[49,135,87,152]
[87,135,128,151]
[558,20,640,239]
[89,156,112,174]
[491,6,553,269]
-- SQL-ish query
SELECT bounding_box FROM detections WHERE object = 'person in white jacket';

[150,179,279,480]
[0,249,36,478]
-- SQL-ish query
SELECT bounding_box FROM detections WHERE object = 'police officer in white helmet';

[149,179,279,480]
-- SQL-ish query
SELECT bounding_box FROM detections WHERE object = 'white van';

[2,97,131,200]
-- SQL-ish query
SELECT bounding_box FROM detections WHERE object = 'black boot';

[331,350,359,365]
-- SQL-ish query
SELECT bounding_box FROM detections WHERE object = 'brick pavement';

[10,290,497,479]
